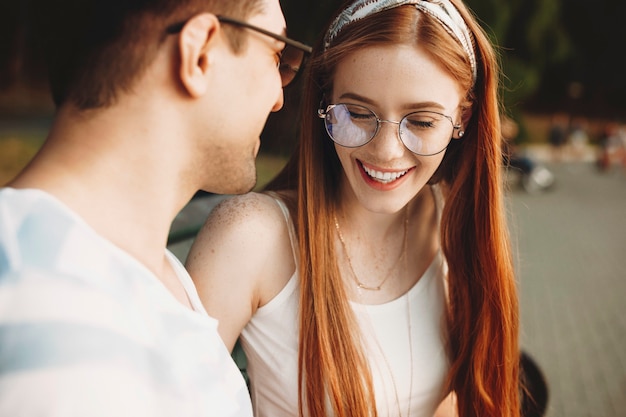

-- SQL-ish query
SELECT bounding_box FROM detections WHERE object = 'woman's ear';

[177,13,221,98]
[453,104,473,139]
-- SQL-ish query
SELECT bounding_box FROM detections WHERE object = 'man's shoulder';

[0,187,74,231]
[0,188,97,273]
[0,246,252,417]
[0,264,254,417]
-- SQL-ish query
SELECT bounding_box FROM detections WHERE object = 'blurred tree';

[0,2,17,90]
[537,0,626,119]
[1,0,623,145]
[266,0,573,149]
[465,0,571,125]
[468,0,626,120]
[0,0,50,116]
[1,1,44,86]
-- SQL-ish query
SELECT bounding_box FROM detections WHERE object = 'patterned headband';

[323,0,477,84]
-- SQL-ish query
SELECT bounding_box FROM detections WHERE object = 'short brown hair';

[31,0,264,109]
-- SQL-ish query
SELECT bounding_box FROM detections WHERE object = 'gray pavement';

[508,162,626,417]
[168,160,626,417]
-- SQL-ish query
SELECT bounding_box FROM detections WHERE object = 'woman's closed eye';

[405,114,441,130]
[349,110,375,120]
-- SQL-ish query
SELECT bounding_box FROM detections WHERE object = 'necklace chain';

[333,210,408,291]
[370,292,413,417]
[334,208,413,417]
[338,210,413,417]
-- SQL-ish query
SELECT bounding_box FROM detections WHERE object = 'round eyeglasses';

[318,103,461,156]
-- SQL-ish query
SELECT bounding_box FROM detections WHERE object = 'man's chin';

[233,179,257,195]
[206,175,257,195]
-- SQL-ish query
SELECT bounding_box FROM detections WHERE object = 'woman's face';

[330,44,464,214]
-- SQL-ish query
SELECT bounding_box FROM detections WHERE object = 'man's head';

[31,0,302,195]
[31,0,265,109]
[181,0,291,194]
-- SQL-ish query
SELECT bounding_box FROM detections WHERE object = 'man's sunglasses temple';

[166,16,312,55]
[216,16,312,54]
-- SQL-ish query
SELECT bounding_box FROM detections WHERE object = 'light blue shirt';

[0,188,252,417]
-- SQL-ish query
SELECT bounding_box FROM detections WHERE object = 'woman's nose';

[369,119,406,159]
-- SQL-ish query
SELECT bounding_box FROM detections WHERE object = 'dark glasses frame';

[166,15,312,87]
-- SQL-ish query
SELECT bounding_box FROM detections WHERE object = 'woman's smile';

[358,160,413,190]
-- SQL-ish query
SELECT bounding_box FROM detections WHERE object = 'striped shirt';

[0,188,252,417]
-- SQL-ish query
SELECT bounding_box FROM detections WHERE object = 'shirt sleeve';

[0,269,178,417]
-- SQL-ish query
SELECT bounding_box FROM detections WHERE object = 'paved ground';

[168,158,626,417]
[508,162,626,417]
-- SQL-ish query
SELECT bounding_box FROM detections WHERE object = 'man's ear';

[178,13,221,98]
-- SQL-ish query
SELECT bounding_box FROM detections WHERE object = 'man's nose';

[271,89,284,112]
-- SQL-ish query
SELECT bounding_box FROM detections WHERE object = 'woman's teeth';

[362,165,408,183]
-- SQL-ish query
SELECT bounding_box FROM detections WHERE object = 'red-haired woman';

[187,0,520,416]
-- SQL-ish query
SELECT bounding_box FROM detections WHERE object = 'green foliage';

[464,0,518,42]
[273,0,626,150]
[465,0,572,114]
[254,153,288,190]
[0,135,44,185]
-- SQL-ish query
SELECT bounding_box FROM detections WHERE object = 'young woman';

[186,0,520,416]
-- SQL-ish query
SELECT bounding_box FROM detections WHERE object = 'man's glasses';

[318,103,461,156]
[167,16,312,87]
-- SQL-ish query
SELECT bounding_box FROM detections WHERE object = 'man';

[0,0,310,415]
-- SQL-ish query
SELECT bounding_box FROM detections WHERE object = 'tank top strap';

[429,183,449,299]
[265,191,299,265]
[430,183,445,225]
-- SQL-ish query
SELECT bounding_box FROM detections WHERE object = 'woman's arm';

[434,392,458,417]
[185,192,296,351]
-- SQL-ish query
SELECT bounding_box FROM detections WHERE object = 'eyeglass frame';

[166,15,312,87]
[318,103,463,156]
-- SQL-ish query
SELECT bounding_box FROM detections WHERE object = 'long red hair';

[265,1,520,416]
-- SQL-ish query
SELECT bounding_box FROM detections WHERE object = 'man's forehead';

[248,0,286,35]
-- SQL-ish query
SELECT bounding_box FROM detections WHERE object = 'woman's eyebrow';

[338,92,446,111]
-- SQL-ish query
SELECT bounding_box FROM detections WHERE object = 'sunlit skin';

[186,2,518,414]
[6,0,289,304]
[328,44,467,413]
[198,0,286,194]
[186,27,467,417]
[332,44,464,216]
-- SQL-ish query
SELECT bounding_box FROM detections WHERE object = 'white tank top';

[240,187,449,417]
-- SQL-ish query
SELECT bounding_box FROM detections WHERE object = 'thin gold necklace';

[347,214,414,417]
[334,209,408,291]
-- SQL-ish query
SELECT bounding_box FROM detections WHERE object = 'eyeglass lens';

[322,104,454,156]
[279,45,305,87]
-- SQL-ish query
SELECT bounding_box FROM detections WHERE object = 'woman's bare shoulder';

[189,192,286,251]
[206,192,288,230]
[186,191,297,312]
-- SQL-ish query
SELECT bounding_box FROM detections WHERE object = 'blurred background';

[2,0,626,163]
[1,0,625,416]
